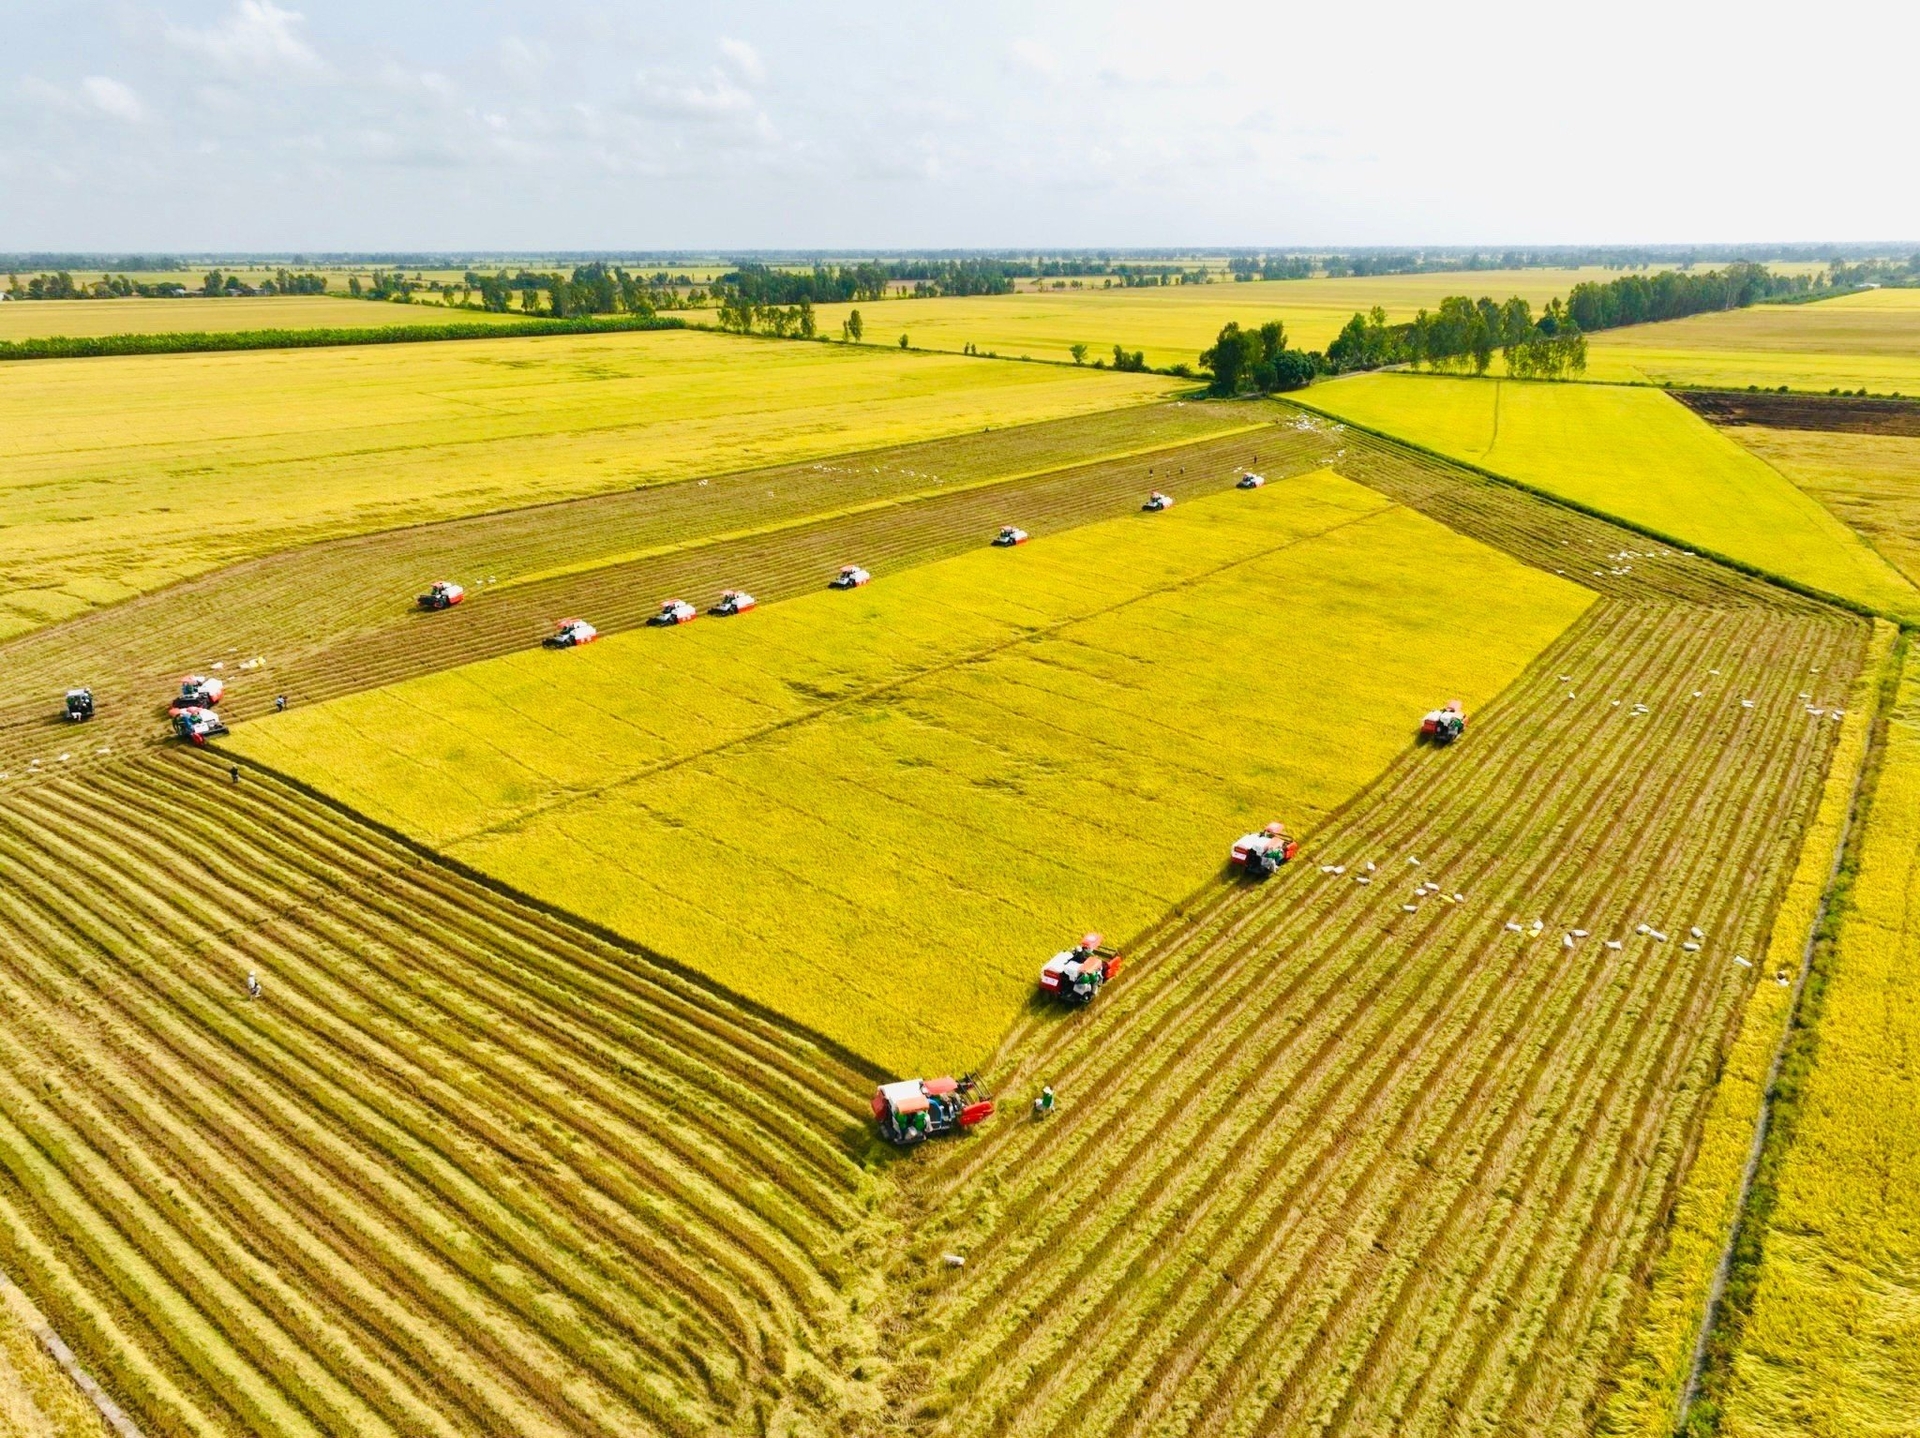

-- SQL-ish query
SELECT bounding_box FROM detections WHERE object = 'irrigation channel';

[0,400,1871,1436]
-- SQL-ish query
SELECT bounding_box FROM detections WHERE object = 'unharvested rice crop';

[0,1275,107,1438]
[1720,426,1920,589]
[0,327,1175,639]
[1712,643,1920,1436]
[808,268,1622,369]
[1599,619,1897,1437]
[0,295,527,341]
[233,474,1592,1074]
[1586,289,1920,396]
[1299,374,1920,620]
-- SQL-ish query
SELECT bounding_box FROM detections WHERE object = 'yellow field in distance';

[1725,427,1920,591]
[1299,374,1920,620]
[233,473,1593,1076]
[1587,288,1920,395]
[0,328,1177,639]
[806,268,1626,370]
[0,295,531,341]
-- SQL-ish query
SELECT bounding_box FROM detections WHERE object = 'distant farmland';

[0,295,528,341]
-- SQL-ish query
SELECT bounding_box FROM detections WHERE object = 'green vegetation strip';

[0,314,684,362]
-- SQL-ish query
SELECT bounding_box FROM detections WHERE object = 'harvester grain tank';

[872,1075,994,1145]
[1231,821,1298,878]
[1421,700,1466,744]
[417,580,465,611]
[172,707,228,744]
[543,618,599,648]
[647,600,699,627]
[1142,490,1173,512]
[992,526,1029,547]
[64,688,94,722]
[830,565,872,590]
[1038,931,1123,1006]
[712,590,757,617]
[169,675,225,716]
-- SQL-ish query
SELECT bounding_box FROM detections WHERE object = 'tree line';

[1563,261,1819,330]
[5,268,328,299]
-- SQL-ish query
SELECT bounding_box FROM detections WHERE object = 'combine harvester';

[992,526,1029,547]
[172,708,228,745]
[543,619,599,649]
[64,688,94,722]
[647,600,698,627]
[1421,700,1466,745]
[711,589,756,617]
[1231,821,1298,879]
[1237,471,1266,489]
[416,580,465,611]
[1142,490,1174,512]
[168,675,225,717]
[872,1075,993,1146]
[1038,932,1123,1006]
[830,564,872,590]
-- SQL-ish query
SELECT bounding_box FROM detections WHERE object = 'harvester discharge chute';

[647,600,698,627]
[417,580,465,611]
[830,565,872,590]
[1230,821,1298,879]
[543,619,599,649]
[992,526,1029,547]
[172,707,228,744]
[168,675,225,717]
[64,688,94,722]
[1038,931,1123,1007]
[872,1074,994,1146]
[1142,490,1173,512]
[1420,700,1466,745]
[712,590,757,617]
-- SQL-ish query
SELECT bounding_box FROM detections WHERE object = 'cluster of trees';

[716,263,892,306]
[3,269,323,299]
[1199,321,1319,394]
[449,265,663,318]
[716,292,817,337]
[1563,262,1814,331]
[1325,298,1588,379]
[1829,253,1920,289]
[1227,255,1313,281]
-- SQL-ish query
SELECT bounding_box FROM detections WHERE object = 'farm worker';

[246,972,260,999]
[275,695,287,712]
[1033,1086,1055,1119]
[229,765,240,784]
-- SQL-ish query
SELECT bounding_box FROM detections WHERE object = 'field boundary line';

[1676,625,1908,1425]
[0,1264,147,1438]
[195,750,894,1085]
[1288,393,1888,621]
[495,422,1278,592]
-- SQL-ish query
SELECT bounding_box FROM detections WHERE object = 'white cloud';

[718,38,765,84]
[79,76,146,122]
[1010,38,1057,76]
[168,1,324,75]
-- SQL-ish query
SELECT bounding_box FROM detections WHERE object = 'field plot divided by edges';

[0,295,534,341]
[0,325,1177,640]
[1721,426,1920,593]
[1713,641,1920,1437]
[1597,619,1897,1438]
[233,473,1592,1075]
[882,591,1868,1438]
[1298,374,1920,621]
[0,1270,113,1438]
[0,750,880,1438]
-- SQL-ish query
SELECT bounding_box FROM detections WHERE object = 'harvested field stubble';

[1717,425,1920,591]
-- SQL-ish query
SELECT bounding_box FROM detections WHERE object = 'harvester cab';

[712,590,757,617]
[1421,700,1466,745]
[993,526,1029,547]
[1142,490,1173,512]
[169,675,225,716]
[1237,471,1266,489]
[172,707,228,744]
[1231,821,1298,879]
[647,600,698,627]
[872,1074,994,1146]
[1038,931,1123,1006]
[417,580,465,611]
[543,619,599,648]
[64,688,95,722]
[831,565,872,590]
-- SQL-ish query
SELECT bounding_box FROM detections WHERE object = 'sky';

[3,0,1916,252]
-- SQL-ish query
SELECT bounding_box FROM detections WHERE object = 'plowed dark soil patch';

[1676,389,1920,436]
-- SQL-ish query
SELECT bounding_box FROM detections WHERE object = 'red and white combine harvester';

[830,564,872,590]
[172,708,228,744]
[993,526,1029,547]
[543,619,599,649]
[712,589,756,617]
[1142,490,1174,512]
[872,1075,994,1146]
[417,580,465,611]
[1231,821,1298,879]
[168,675,225,717]
[647,599,699,627]
[1237,471,1266,489]
[1038,931,1123,1007]
[1421,700,1466,745]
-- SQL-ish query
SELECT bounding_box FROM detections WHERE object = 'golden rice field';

[808,268,1622,369]
[1707,641,1920,1437]
[1721,426,1920,591]
[231,474,1592,1075]
[0,295,528,341]
[0,328,1175,640]
[1585,288,1920,396]
[0,1277,107,1438]
[1297,374,1920,620]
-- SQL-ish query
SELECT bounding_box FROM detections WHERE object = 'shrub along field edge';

[1597,618,1898,1436]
